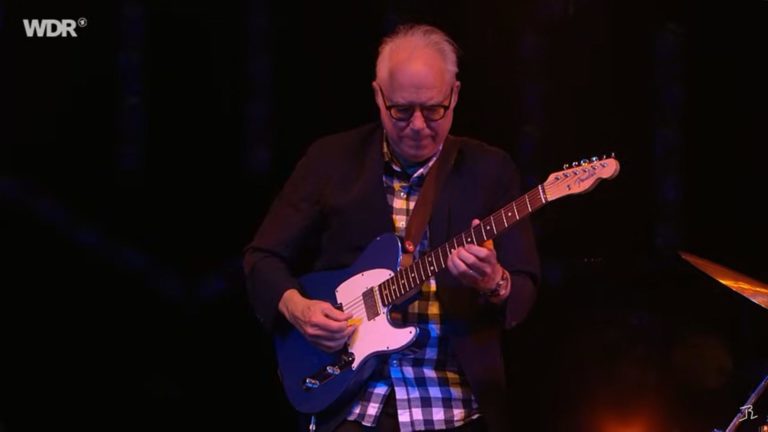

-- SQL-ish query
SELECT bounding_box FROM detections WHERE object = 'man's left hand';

[446,219,504,293]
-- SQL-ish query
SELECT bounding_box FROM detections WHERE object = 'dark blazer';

[244,123,540,431]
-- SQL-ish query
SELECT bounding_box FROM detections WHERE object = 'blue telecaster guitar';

[274,156,620,414]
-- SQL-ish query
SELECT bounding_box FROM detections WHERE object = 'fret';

[437,247,445,268]
[525,193,532,212]
[513,202,519,219]
[417,259,425,282]
[490,215,497,235]
[501,208,508,228]
[382,284,391,305]
[538,184,546,203]
[405,266,415,288]
[393,278,402,296]
[470,226,477,244]
[389,282,397,300]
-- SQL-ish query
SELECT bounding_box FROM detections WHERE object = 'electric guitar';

[274,155,621,414]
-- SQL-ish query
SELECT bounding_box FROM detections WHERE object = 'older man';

[244,24,539,432]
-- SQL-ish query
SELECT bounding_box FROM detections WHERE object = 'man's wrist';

[278,288,301,319]
[482,268,510,299]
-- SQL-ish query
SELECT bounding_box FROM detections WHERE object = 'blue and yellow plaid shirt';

[345,139,479,431]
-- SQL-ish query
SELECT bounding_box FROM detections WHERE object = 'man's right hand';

[278,289,357,352]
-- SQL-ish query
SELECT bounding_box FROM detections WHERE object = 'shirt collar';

[382,134,443,180]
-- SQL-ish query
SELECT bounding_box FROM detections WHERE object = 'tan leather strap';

[400,138,459,267]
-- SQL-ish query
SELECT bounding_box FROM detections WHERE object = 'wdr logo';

[23,18,87,37]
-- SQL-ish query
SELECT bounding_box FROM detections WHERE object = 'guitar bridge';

[302,351,355,391]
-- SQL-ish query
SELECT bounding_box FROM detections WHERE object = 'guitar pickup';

[361,288,379,320]
[302,352,355,391]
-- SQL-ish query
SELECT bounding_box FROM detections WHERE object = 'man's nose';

[409,109,427,130]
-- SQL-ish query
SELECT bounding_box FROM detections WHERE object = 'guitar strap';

[401,137,459,267]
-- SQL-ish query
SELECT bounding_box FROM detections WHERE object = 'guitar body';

[274,233,419,414]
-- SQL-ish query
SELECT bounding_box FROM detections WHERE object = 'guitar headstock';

[543,154,620,201]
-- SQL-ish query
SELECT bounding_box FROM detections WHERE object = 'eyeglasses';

[377,84,454,122]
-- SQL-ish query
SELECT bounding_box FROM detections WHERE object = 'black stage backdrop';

[2,1,767,431]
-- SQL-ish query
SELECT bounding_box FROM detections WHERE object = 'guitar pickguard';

[335,268,418,370]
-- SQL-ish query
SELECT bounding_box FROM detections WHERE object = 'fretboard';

[376,184,548,308]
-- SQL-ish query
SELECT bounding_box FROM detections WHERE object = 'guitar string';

[342,189,557,322]
[338,216,508,314]
[340,266,426,312]
[336,190,548,320]
[339,214,513,313]
[339,185,574,327]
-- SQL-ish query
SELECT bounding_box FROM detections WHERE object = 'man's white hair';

[375,24,459,83]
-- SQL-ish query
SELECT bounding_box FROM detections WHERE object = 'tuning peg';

[580,159,589,166]
[563,163,569,169]
[571,161,579,168]
[591,156,598,162]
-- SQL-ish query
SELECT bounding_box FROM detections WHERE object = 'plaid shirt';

[345,141,479,431]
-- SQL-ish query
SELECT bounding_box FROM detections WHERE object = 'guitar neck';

[377,184,548,307]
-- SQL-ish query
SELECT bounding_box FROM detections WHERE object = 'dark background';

[2,1,767,431]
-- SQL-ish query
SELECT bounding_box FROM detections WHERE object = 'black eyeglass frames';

[377,84,454,122]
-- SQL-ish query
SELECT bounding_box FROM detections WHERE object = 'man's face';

[374,48,459,165]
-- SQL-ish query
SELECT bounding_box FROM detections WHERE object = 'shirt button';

[399,191,406,198]
[391,360,399,367]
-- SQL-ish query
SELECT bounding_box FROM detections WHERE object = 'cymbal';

[679,251,768,310]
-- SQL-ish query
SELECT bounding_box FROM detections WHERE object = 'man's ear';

[452,81,461,107]
[372,81,383,107]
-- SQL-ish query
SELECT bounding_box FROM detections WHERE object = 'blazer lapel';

[357,126,394,236]
[429,135,461,248]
